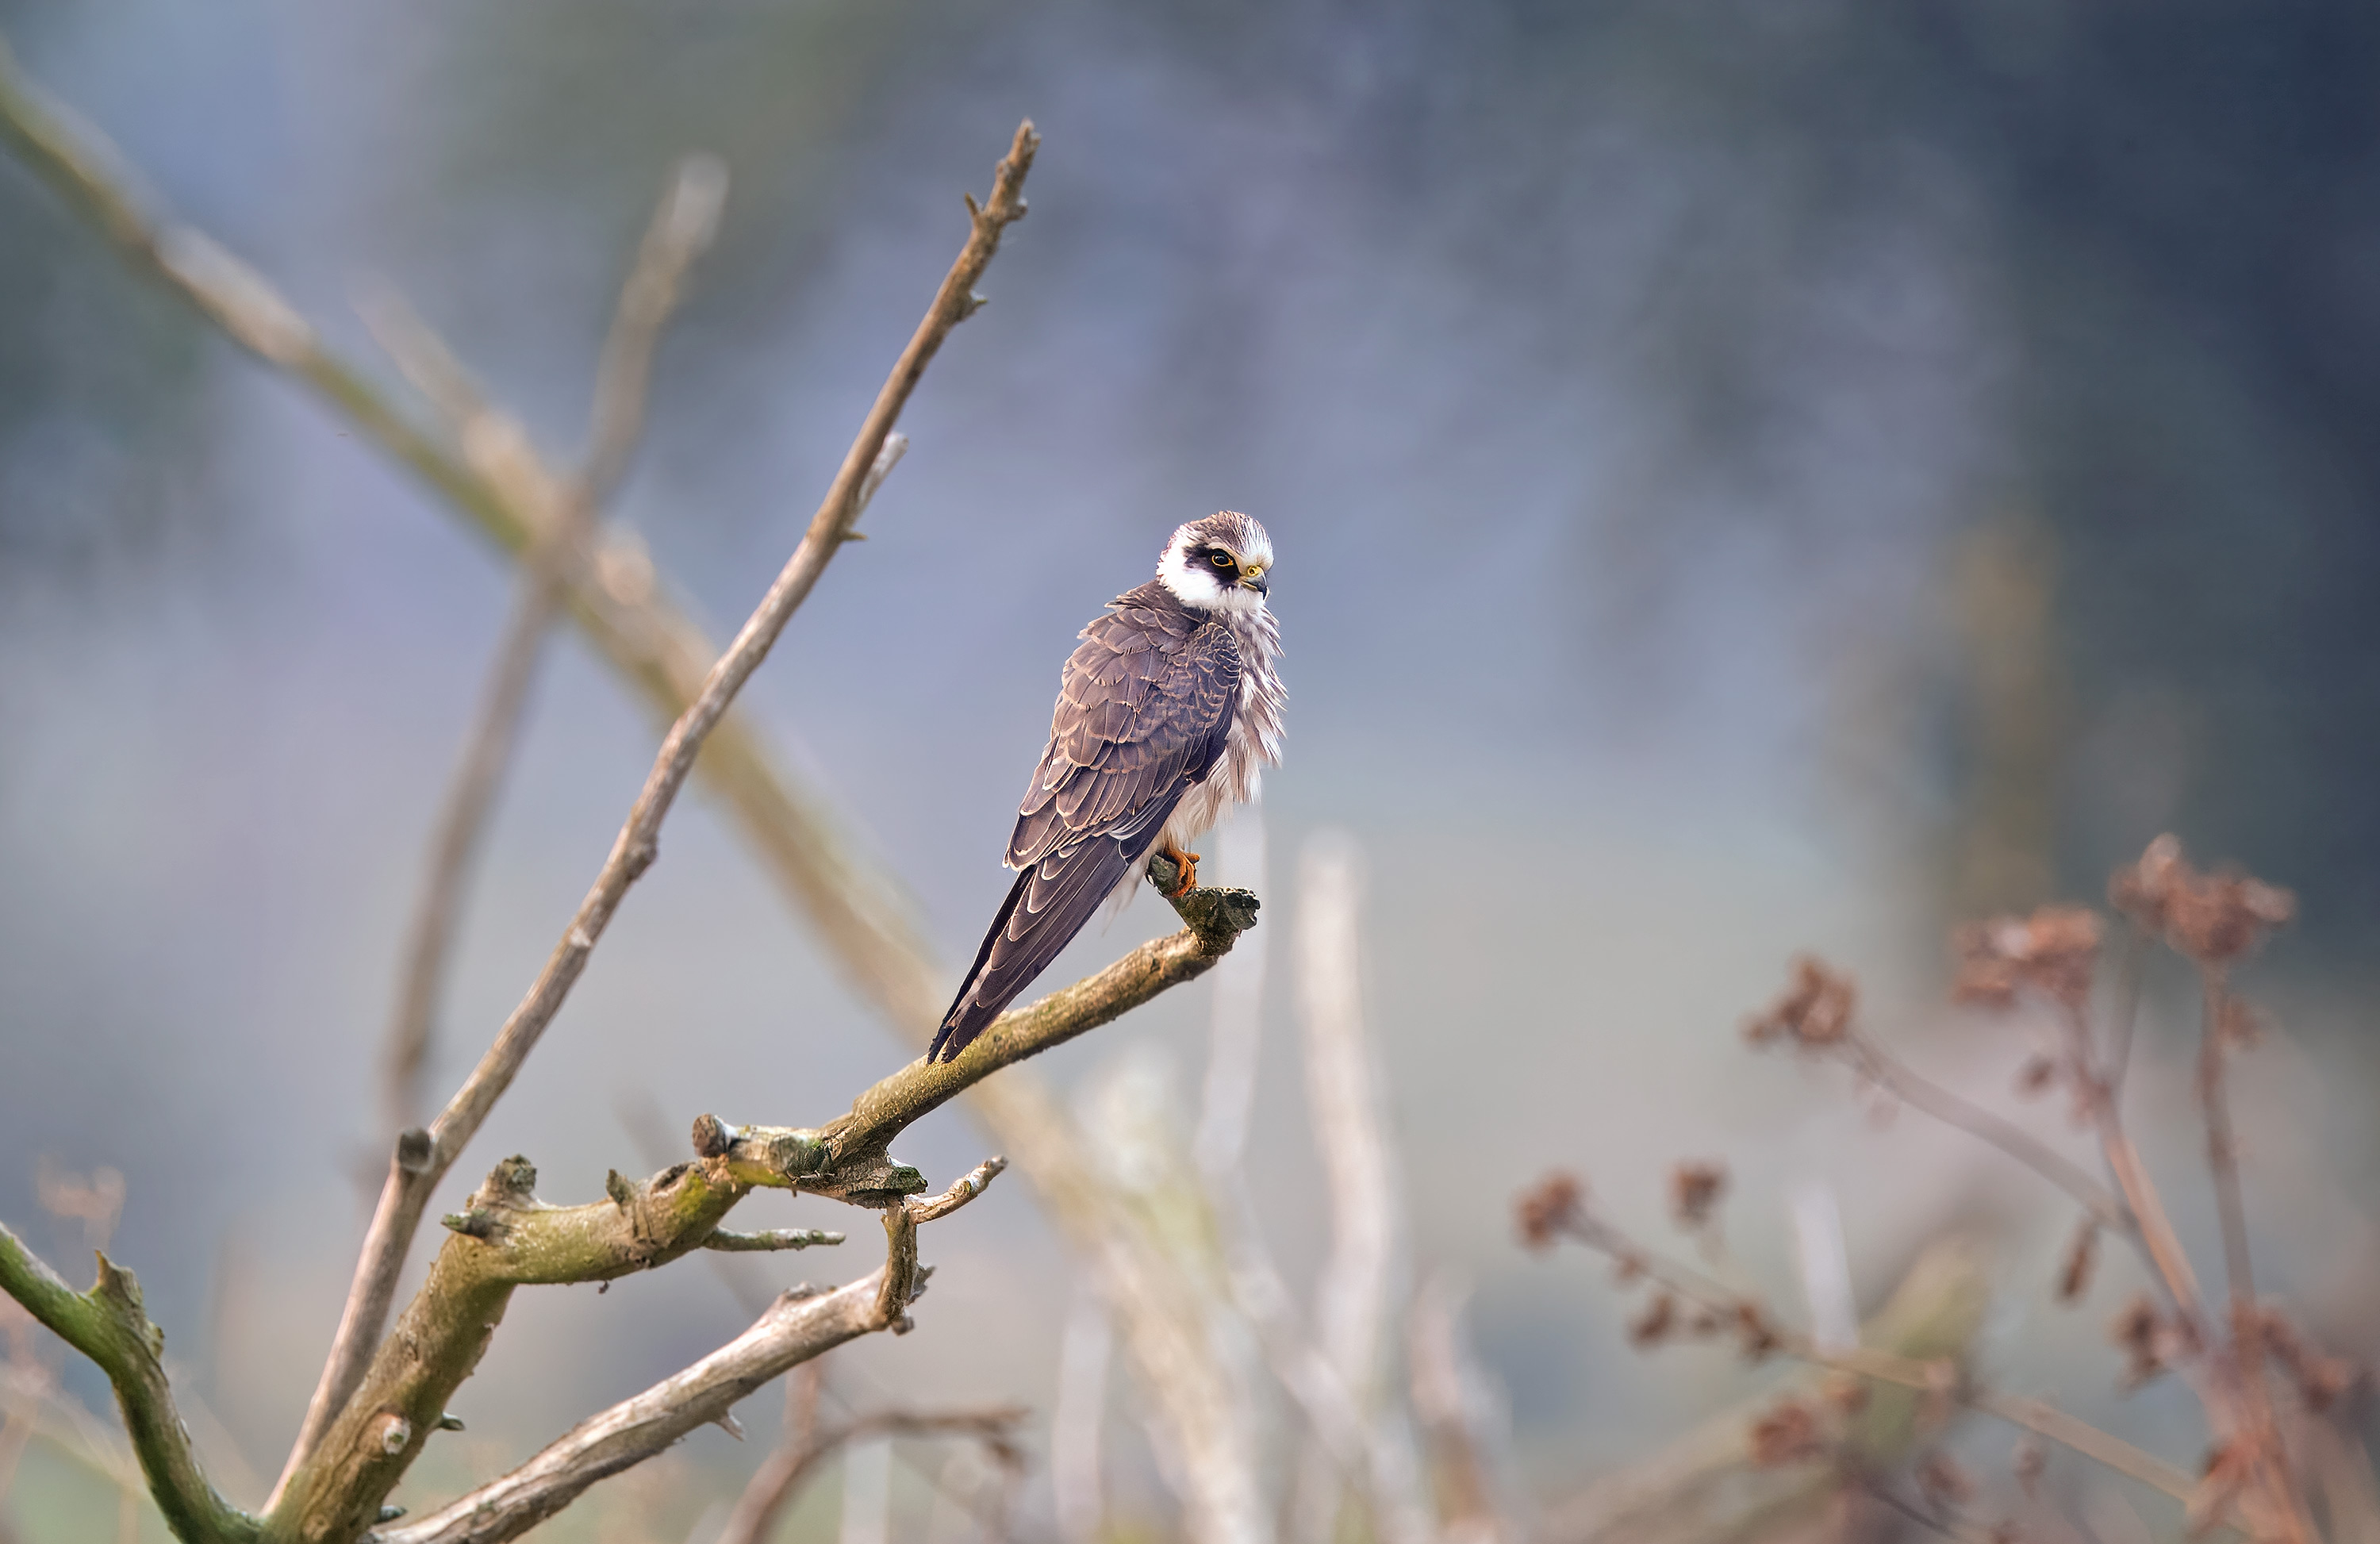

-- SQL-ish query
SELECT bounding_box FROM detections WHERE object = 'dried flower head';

[2109,835,2295,965]
[1917,1451,1976,1511]
[1516,1171,1585,1251]
[2056,1219,2099,1304]
[1669,1161,1729,1230]
[1745,956,1857,1050]
[1952,906,2103,1012]
[1628,1292,1677,1349]
[1822,1373,1871,1415]
[2109,1292,2170,1388]
[1748,1397,1826,1467]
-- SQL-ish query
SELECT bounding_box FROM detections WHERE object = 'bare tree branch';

[0,1227,255,1543]
[376,1252,1005,1542]
[267,871,1246,1540]
[703,1227,846,1254]
[269,122,1039,1512]
[0,63,1312,1544]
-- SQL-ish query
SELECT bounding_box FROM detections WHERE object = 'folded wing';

[931,599,1241,1062]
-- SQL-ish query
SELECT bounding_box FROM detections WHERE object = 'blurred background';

[2,2,2377,1540]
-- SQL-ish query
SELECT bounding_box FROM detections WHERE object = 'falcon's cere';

[930,512,1287,1063]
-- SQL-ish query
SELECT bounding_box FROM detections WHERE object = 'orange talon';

[1160,844,1202,897]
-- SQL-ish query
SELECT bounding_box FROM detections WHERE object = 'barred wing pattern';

[931,584,1242,1062]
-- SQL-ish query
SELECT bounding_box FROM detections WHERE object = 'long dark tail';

[931,830,1156,1062]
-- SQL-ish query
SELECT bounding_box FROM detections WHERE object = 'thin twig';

[1841,1031,2129,1233]
[271,121,1038,1514]
[713,1403,1024,1544]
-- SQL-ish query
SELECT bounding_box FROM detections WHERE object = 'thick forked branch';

[271,119,1041,1508]
[275,877,1244,1541]
[373,1164,1007,1544]
[0,1225,256,1544]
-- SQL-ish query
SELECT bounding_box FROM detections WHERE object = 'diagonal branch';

[0,1225,256,1544]
[269,119,1038,1513]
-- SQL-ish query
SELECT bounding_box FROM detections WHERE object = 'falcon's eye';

[1209,551,1235,568]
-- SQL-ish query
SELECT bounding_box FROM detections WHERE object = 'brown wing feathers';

[931,588,1242,1062]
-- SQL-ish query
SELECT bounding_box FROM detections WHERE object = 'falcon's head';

[1157,510,1274,615]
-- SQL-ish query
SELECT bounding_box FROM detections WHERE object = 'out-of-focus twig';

[371,155,727,1141]
[1288,834,1430,1544]
[1408,1273,1515,1544]
[713,1393,1023,1544]
[1052,1289,1114,1544]
[1837,1032,2129,1233]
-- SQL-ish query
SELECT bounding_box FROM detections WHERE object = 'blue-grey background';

[3,3,2377,1538]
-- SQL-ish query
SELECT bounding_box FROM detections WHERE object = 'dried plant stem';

[2059,1008,2211,1333]
[2198,968,2315,1544]
[1546,1212,2202,1510]
[1841,1032,2128,1232]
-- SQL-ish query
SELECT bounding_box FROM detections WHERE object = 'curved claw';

[1160,845,1202,897]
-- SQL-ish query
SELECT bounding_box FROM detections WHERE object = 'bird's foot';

[1159,845,1202,897]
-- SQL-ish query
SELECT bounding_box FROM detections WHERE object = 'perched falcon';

[930,511,1287,1063]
